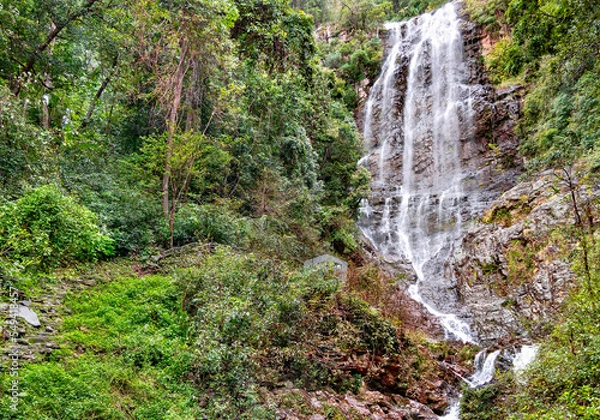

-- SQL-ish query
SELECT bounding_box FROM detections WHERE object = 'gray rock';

[17,305,41,327]
[453,173,584,343]
[29,334,50,343]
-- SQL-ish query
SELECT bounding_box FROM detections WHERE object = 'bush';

[173,248,345,415]
[338,294,399,355]
[485,38,525,84]
[163,202,249,247]
[461,382,506,420]
[0,185,114,269]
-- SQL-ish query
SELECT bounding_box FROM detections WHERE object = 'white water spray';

[359,2,480,342]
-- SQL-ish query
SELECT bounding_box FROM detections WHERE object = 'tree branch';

[12,0,103,96]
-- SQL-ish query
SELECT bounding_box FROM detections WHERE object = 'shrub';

[0,185,114,269]
[338,294,399,355]
[162,202,249,247]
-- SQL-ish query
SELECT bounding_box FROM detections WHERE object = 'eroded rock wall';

[452,173,596,344]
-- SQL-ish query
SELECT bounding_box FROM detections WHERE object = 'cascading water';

[468,349,502,387]
[356,4,542,418]
[358,3,505,418]
[439,349,502,419]
[359,1,483,343]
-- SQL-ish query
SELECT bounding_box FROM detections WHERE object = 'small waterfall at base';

[359,1,482,343]
[469,349,501,387]
[439,349,502,420]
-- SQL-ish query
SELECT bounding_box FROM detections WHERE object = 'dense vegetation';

[466,0,600,171]
[0,0,376,262]
[0,0,464,419]
[1,0,599,418]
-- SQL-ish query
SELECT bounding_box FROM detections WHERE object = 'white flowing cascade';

[360,2,480,343]
[358,4,536,418]
[469,349,502,387]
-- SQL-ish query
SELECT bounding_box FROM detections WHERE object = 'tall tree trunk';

[41,21,57,129]
[162,38,189,217]
[80,54,119,129]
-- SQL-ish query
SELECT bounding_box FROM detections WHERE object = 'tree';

[131,0,237,244]
[0,0,105,96]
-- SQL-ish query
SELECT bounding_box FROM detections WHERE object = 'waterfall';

[359,1,482,342]
[358,4,533,418]
[440,349,502,420]
[469,349,501,387]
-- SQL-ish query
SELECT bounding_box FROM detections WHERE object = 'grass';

[0,272,199,420]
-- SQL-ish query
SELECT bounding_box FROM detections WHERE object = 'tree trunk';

[41,21,57,129]
[81,54,119,129]
[162,38,189,217]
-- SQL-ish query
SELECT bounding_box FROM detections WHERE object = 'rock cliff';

[453,172,598,344]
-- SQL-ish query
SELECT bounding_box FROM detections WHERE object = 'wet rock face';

[358,5,523,251]
[452,173,587,344]
[458,7,523,195]
[358,3,524,338]
[359,6,523,204]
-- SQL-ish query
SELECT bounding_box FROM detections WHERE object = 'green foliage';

[0,0,367,263]
[465,0,510,35]
[165,202,249,247]
[320,33,383,110]
[338,294,399,355]
[519,61,600,169]
[0,185,114,269]
[60,155,164,254]
[472,0,600,170]
[138,131,234,205]
[484,38,525,84]
[175,248,342,416]
[503,219,600,419]
[338,0,393,33]
[388,0,448,20]
[463,184,600,419]
[0,274,199,419]
[461,382,507,420]
[232,0,315,77]
[292,0,331,23]
[0,84,53,200]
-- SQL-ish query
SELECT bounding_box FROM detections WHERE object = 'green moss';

[0,273,199,419]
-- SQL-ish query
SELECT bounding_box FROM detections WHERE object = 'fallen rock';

[17,305,41,327]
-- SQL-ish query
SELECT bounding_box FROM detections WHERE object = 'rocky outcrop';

[452,172,591,344]
[272,387,442,419]
[458,6,524,197]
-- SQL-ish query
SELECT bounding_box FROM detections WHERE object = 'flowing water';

[469,349,502,387]
[359,1,482,343]
[358,2,509,417]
